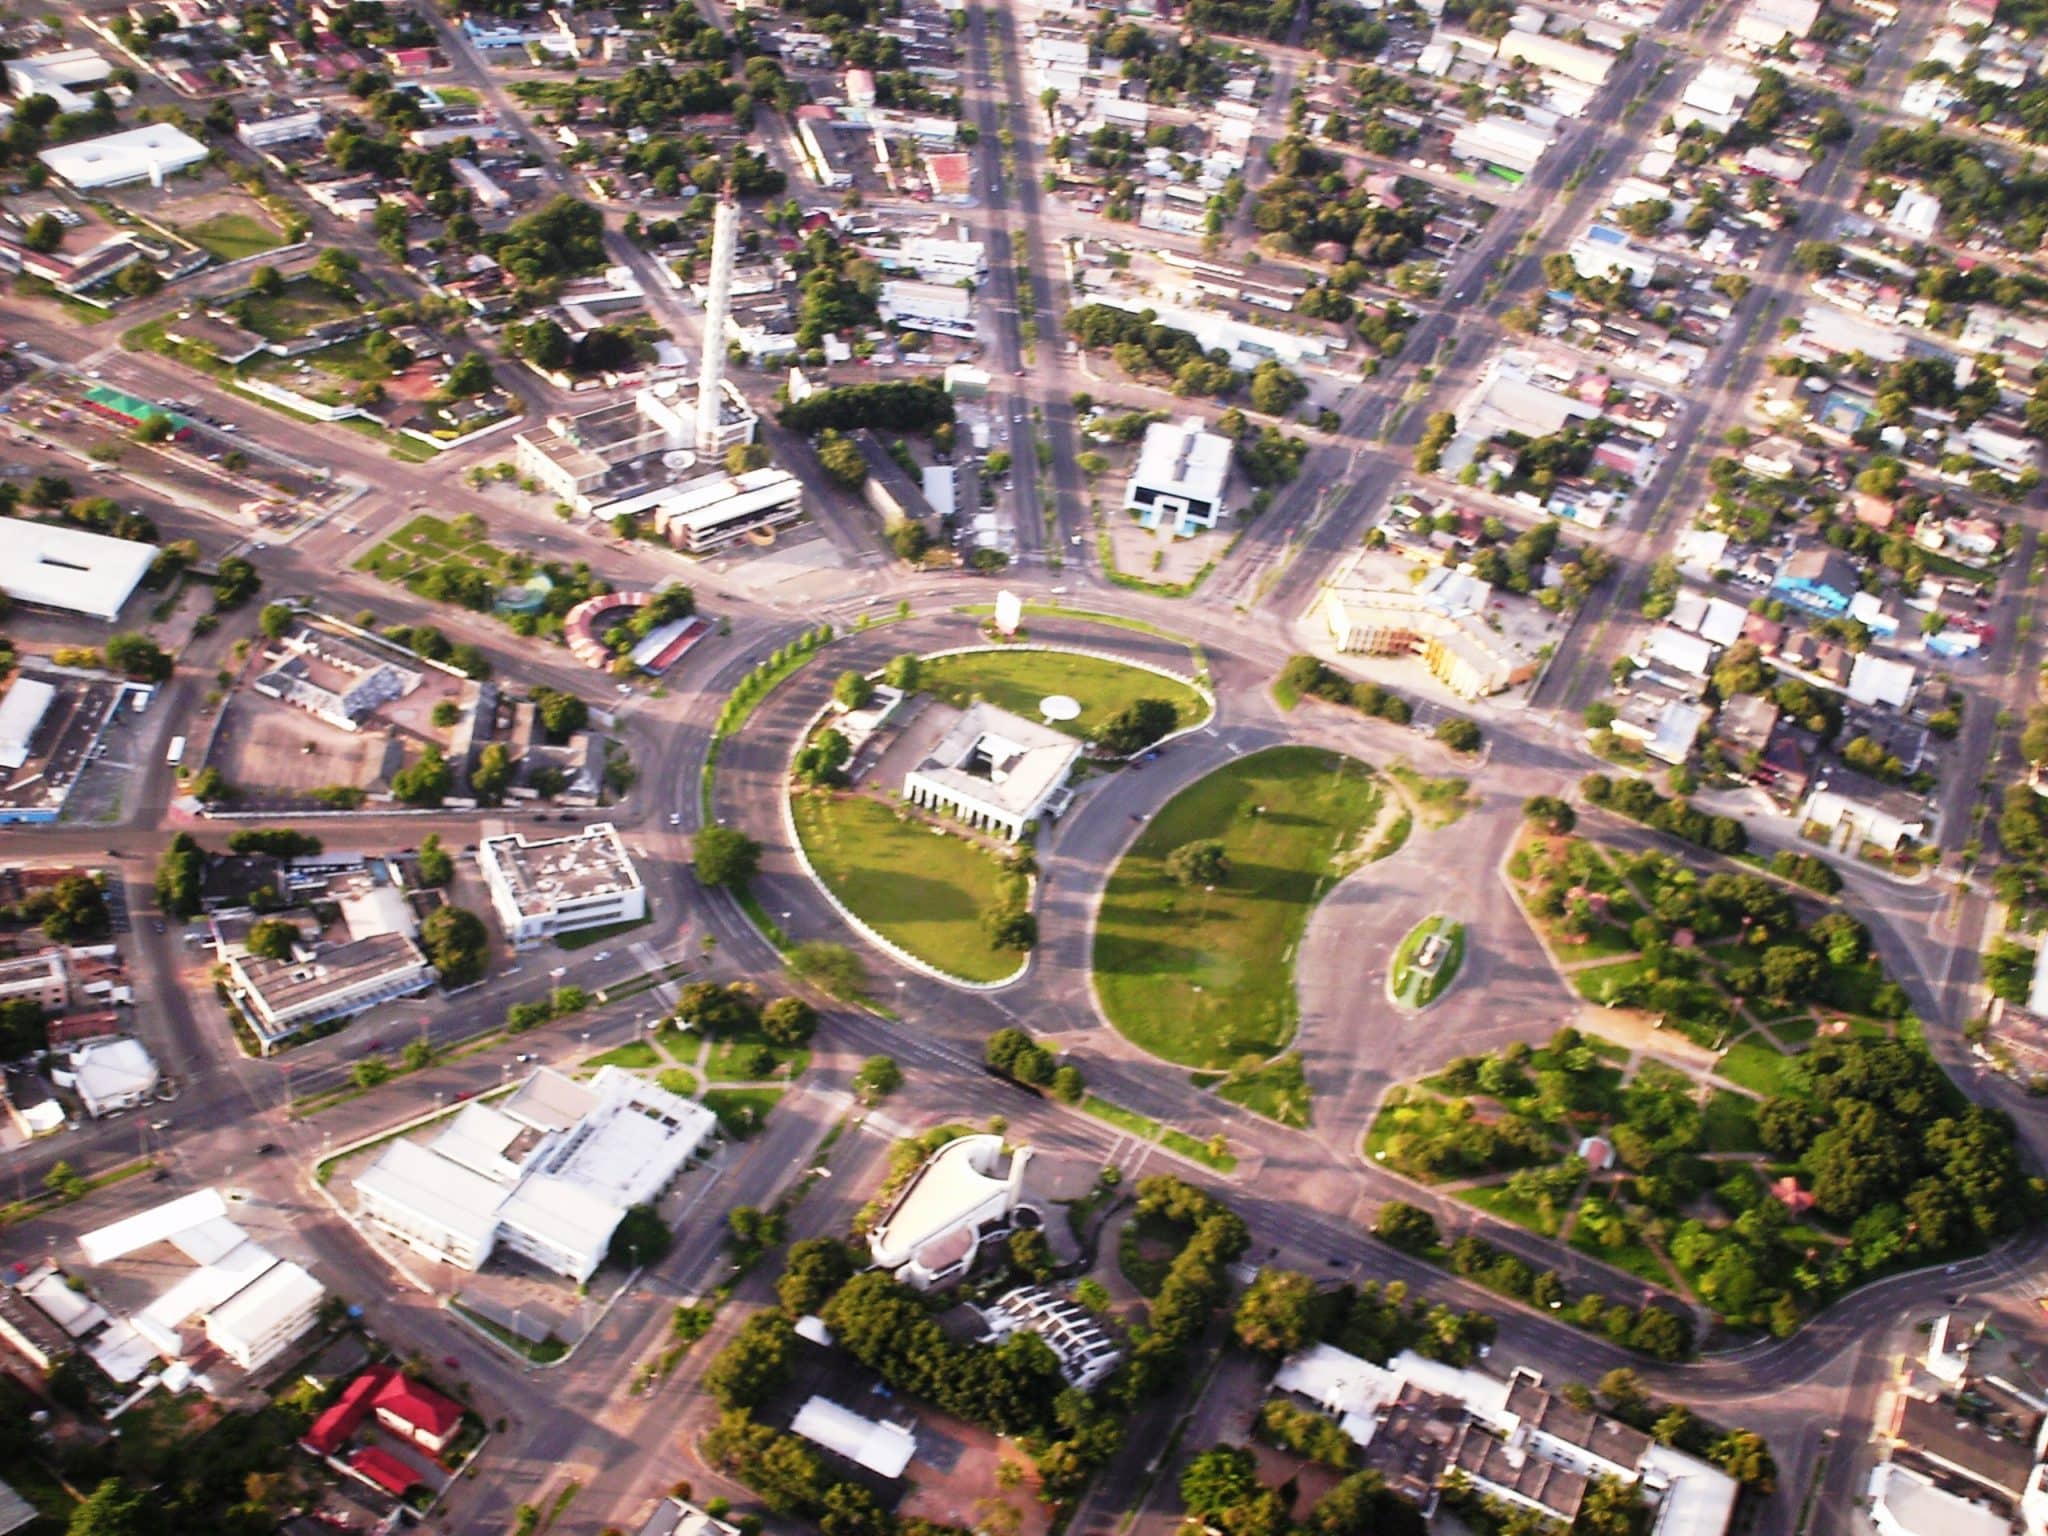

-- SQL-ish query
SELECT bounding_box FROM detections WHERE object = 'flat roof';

[0,678,55,770]
[0,518,156,622]
[38,123,207,189]
[480,823,642,917]
[791,1395,917,1478]
[206,1259,323,1344]
[231,932,429,1017]
[1131,417,1232,505]
[911,702,1081,818]
[79,1187,229,1266]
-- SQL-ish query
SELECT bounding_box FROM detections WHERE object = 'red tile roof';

[301,1366,394,1456]
[349,1445,422,1496]
[374,1373,463,1439]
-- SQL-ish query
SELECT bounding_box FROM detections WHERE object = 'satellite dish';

[1041,695,1081,723]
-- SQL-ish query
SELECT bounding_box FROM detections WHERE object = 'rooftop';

[0,517,156,622]
[479,823,642,918]
[910,702,1082,819]
[1130,417,1232,504]
[229,932,430,1017]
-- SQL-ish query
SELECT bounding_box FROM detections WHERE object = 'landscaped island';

[1093,746,1385,1068]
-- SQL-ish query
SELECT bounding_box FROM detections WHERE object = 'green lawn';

[657,1067,698,1097]
[1218,1051,1312,1127]
[1391,915,1465,1009]
[1093,746,1382,1068]
[1162,1128,1238,1172]
[583,1040,659,1071]
[914,648,1209,740]
[1079,1094,1164,1139]
[1457,1181,1563,1237]
[703,1023,811,1083]
[790,790,1027,983]
[703,1087,782,1139]
[180,210,283,262]
[354,512,517,595]
[1571,955,1659,1005]
[1715,1035,1805,1098]
[235,276,357,342]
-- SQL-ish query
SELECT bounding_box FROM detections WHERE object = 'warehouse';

[0,518,157,622]
[38,123,208,190]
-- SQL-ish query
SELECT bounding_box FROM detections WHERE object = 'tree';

[43,1160,85,1201]
[705,1312,796,1410]
[882,654,922,691]
[983,905,1037,951]
[212,556,261,609]
[442,352,493,398]
[420,905,488,985]
[37,875,108,942]
[609,1202,672,1268]
[833,671,874,711]
[103,632,172,682]
[1050,1065,1084,1103]
[1234,1267,1319,1354]
[853,1054,901,1103]
[726,441,772,474]
[472,743,513,804]
[258,602,295,640]
[815,429,868,488]
[416,833,454,888]
[887,520,931,562]
[1181,1447,1259,1518]
[1097,697,1178,755]
[678,982,762,1037]
[761,996,817,1048]
[1576,1477,1651,1536]
[391,745,452,806]
[1007,1227,1055,1281]
[728,1205,786,1256]
[23,212,63,253]
[1523,795,1575,833]
[779,1236,857,1317]
[794,728,851,787]
[533,687,590,738]
[65,1478,151,1536]
[1435,717,1482,754]
[695,825,761,888]
[1165,839,1230,886]
[1759,944,1822,1001]
[351,1055,393,1090]
[513,316,572,371]
[1374,1201,1438,1253]
[244,918,299,962]
[788,941,867,1001]
[154,832,204,919]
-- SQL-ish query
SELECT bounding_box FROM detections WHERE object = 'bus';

[165,736,186,767]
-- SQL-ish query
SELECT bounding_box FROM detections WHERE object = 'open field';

[789,790,1025,983]
[913,648,1208,740]
[1093,746,1381,1068]
[178,210,283,262]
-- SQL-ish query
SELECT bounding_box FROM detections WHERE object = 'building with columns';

[901,702,1080,842]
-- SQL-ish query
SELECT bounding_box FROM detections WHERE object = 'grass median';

[915,649,1208,740]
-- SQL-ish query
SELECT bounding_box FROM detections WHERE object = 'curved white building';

[869,1133,1031,1290]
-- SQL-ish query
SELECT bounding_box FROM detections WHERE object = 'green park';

[913,648,1209,739]
[1093,746,1385,1068]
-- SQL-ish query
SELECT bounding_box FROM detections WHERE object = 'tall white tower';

[696,182,739,458]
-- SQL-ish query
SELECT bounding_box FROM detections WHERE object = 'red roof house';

[302,1366,395,1456]
[349,1445,422,1497]
[373,1373,464,1455]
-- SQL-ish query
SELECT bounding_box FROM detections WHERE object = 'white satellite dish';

[994,588,1023,635]
[1041,695,1081,723]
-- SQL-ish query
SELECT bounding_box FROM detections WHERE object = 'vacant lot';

[210,695,392,796]
[180,210,283,262]
[790,791,1025,984]
[915,648,1208,740]
[237,276,357,342]
[1093,746,1381,1068]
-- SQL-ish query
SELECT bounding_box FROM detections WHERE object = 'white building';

[1496,30,1613,84]
[651,467,804,553]
[478,822,645,944]
[1449,116,1554,177]
[876,234,987,284]
[870,1133,1033,1289]
[204,1257,326,1371]
[901,702,1081,841]
[1124,417,1232,536]
[38,123,208,190]
[1570,225,1661,286]
[353,1067,716,1284]
[0,679,55,771]
[0,518,156,622]
[76,1188,326,1376]
[979,1287,1121,1390]
[1868,1462,2010,1536]
[790,1397,918,1478]
[7,49,112,113]
[1734,0,1821,45]
[1803,771,1927,852]
[56,1037,158,1118]
[235,108,323,150]
[879,278,975,337]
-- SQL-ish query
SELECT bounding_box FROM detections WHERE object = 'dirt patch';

[894,1414,1050,1536]
[208,695,396,795]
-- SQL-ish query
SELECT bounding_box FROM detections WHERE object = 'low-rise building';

[55,1037,158,1118]
[901,702,1081,841]
[1867,1461,2010,1536]
[7,48,111,112]
[870,1133,1035,1290]
[354,1067,715,1284]
[478,822,645,944]
[1124,417,1232,537]
[1321,563,1532,700]
[0,947,67,1011]
[0,517,157,622]
[38,123,208,190]
[651,468,804,552]
[226,933,436,1053]
[1803,770,1928,853]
